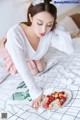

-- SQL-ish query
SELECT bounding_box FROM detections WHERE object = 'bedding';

[59,13,80,40]
[0,54,9,84]
[0,37,80,120]
[59,16,80,34]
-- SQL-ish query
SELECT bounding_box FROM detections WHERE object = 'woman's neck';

[20,23,40,41]
[27,26,39,40]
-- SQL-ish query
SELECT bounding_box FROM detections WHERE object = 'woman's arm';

[6,29,42,100]
[50,24,74,54]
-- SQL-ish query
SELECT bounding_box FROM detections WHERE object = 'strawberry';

[43,103,49,108]
[45,96,49,102]
[59,96,66,105]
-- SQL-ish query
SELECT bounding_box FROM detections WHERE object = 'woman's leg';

[34,57,46,72]
[28,57,45,76]
[27,60,39,76]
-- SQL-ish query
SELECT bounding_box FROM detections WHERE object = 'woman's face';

[30,12,54,38]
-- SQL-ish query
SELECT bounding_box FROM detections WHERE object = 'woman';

[0,0,74,108]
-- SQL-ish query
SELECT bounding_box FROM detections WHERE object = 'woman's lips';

[39,33,45,36]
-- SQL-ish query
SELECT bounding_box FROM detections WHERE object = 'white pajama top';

[6,24,74,100]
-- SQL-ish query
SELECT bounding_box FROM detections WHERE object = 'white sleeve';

[6,30,42,100]
[50,24,74,54]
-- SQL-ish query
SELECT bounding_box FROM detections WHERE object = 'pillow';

[60,16,80,34]
[70,13,80,29]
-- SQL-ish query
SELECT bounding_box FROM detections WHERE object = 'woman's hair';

[25,0,57,30]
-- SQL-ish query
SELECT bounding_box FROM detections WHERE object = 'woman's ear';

[29,14,33,23]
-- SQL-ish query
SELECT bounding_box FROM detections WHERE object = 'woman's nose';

[42,26,46,33]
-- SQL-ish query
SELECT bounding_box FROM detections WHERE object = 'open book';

[37,58,58,76]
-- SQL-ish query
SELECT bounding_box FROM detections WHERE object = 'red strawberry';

[59,91,65,95]
[43,103,49,108]
[59,96,67,105]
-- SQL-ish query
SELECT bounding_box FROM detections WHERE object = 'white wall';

[0,0,31,38]
[0,0,78,38]
[55,0,79,15]
[57,4,77,16]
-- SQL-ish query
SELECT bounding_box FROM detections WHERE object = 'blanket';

[0,38,80,120]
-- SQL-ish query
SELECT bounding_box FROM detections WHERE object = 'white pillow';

[59,16,80,34]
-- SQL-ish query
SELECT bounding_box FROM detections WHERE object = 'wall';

[0,0,31,38]
[0,0,78,38]
[57,5,80,22]
[57,4,77,16]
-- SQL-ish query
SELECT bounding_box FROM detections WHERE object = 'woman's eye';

[37,23,53,27]
[47,25,52,27]
[37,23,43,25]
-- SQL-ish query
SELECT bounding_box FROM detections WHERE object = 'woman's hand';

[32,95,43,109]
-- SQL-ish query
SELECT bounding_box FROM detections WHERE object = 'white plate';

[41,88,72,110]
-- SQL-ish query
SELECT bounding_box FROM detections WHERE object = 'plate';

[41,88,72,110]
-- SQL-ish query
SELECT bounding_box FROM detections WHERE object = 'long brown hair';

[23,0,57,31]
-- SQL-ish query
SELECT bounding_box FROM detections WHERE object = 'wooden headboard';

[70,13,80,28]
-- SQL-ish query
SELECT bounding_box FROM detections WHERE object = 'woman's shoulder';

[7,24,20,35]
[6,24,24,45]
[7,22,28,37]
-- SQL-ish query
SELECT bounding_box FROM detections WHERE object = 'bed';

[0,2,80,118]
[0,36,80,120]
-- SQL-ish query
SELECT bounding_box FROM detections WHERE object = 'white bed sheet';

[0,38,80,120]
